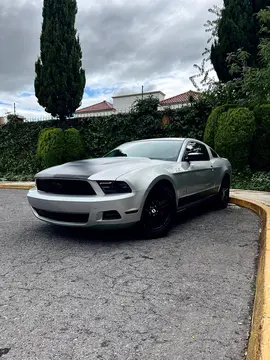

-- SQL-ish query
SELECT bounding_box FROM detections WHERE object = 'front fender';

[117,165,179,213]
[143,175,178,205]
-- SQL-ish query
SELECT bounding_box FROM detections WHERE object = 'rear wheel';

[214,176,230,209]
[139,185,176,239]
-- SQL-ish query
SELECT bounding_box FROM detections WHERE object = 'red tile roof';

[76,100,115,113]
[160,90,201,105]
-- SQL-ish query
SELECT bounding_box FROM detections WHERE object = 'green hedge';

[0,120,59,178]
[37,127,86,169]
[215,108,256,170]
[203,104,237,148]
[37,128,65,169]
[250,105,270,171]
[0,100,212,178]
[63,128,85,163]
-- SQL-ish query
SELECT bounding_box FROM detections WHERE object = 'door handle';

[210,166,214,172]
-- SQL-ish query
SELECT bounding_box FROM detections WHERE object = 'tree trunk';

[59,114,67,130]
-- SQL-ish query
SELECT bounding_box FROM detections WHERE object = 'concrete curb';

[0,183,34,190]
[230,196,270,360]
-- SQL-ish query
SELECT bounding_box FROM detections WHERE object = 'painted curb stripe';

[230,196,270,360]
[0,184,34,190]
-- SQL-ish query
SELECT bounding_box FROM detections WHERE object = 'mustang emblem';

[53,181,62,190]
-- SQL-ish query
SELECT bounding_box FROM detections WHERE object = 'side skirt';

[177,187,219,211]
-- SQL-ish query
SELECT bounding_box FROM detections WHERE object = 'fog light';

[102,210,121,220]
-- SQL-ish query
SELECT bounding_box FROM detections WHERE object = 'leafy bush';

[63,128,85,162]
[250,105,270,171]
[36,128,65,169]
[131,95,160,115]
[7,114,21,124]
[214,108,256,170]
[232,167,270,191]
[203,104,237,148]
[0,120,58,177]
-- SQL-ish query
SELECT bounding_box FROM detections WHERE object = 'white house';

[112,91,165,112]
[75,100,116,117]
[75,90,200,117]
[159,90,201,109]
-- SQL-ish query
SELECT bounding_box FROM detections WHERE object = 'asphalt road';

[0,190,260,360]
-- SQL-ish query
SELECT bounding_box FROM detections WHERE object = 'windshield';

[104,140,184,161]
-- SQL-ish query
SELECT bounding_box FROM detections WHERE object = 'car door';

[181,141,214,198]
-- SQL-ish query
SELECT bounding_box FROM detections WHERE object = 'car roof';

[123,138,186,144]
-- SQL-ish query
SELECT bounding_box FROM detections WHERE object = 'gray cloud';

[78,0,218,83]
[0,0,41,92]
[0,0,223,99]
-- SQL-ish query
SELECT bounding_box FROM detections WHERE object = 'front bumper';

[27,187,143,228]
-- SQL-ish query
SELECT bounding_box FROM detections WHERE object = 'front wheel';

[214,176,230,209]
[139,185,176,239]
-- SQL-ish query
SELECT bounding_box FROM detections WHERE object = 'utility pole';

[14,103,16,115]
[142,85,144,100]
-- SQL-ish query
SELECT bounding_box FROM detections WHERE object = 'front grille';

[34,208,89,223]
[36,179,96,195]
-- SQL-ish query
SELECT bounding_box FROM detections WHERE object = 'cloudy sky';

[0,0,223,119]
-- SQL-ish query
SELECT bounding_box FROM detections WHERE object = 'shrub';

[131,95,160,115]
[203,104,237,148]
[36,128,65,169]
[214,108,256,170]
[63,128,85,162]
[7,114,21,124]
[0,120,58,177]
[232,167,270,191]
[250,105,270,171]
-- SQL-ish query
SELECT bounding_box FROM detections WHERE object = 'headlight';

[97,181,132,194]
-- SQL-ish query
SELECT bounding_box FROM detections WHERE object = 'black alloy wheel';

[214,176,230,209]
[139,185,176,239]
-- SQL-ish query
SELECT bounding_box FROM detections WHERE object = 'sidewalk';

[230,189,270,206]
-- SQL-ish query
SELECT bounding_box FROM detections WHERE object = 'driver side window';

[183,141,210,161]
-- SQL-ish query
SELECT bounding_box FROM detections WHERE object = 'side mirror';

[184,152,203,162]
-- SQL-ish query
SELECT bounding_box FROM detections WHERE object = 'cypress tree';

[211,0,258,82]
[35,0,86,125]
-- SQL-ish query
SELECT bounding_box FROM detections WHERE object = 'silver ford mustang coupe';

[27,138,232,238]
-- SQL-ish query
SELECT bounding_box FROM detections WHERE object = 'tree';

[35,0,86,126]
[131,96,160,115]
[191,6,270,106]
[211,0,258,82]
[252,0,270,13]
[225,7,270,106]
[6,114,22,124]
[214,108,256,170]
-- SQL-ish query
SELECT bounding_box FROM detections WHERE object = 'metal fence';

[24,108,131,123]
[18,103,189,123]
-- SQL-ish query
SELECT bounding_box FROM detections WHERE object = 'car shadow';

[38,199,223,245]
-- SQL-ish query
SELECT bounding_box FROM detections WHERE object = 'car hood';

[35,157,166,181]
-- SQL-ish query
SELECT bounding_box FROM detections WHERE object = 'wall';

[76,110,116,118]
[113,92,165,112]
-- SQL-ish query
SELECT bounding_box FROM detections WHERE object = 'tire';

[214,176,230,209]
[139,185,176,239]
